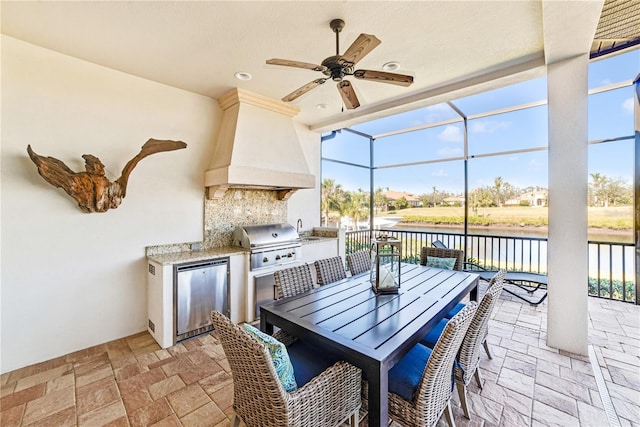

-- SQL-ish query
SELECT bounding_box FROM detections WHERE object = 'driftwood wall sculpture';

[27,138,187,213]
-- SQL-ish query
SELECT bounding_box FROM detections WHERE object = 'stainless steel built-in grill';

[232,223,302,270]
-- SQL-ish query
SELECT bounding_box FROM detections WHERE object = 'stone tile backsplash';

[203,189,287,248]
[145,189,287,256]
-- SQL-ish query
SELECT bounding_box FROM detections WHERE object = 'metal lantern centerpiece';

[370,235,402,294]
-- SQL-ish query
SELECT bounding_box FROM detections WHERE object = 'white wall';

[287,121,322,232]
[0,36,222,373]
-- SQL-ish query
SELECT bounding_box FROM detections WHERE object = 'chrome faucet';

[296,218,303,234]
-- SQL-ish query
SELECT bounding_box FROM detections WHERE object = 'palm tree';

[374,187,388,214]
[472,186,494,217]
[494,177,504,208]
[589,172,608,207]
[343,190,369,229]
[321,178,344,226]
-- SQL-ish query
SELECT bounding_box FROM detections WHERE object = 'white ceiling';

[1,1,604,130]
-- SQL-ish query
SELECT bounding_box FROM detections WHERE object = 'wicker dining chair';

[346,250,370,276]
[314,256,347,285]
[274,264,314,299]
[385,302,478,427]
[420,246,464,271]
[421,270,506,419]
[478,271,506,360]
[210,311,362,427]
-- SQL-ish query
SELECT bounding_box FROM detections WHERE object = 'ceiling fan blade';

[353,69,414,87]
[266,58,327,72]
[337,81,360,109]
[340,33,381,66]
[282,78,327,102]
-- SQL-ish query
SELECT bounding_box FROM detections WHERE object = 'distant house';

[444,195,465,207]
[505,190,548,207]
[382,190,422,208]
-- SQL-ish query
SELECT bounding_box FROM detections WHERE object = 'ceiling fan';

[266,19,414,109]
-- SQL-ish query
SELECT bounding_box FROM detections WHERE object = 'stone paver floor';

[1,282,638,426]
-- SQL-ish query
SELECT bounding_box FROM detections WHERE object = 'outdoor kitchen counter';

[147,246,246,265]
[146,246,249,347]
[299,235,337,244]
[299,226,340,244]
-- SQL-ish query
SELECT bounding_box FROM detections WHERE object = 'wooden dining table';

[260,262,479,427]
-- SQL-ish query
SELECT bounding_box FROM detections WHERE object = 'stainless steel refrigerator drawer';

[174,258,229,343]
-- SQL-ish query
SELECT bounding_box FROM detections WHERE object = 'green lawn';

[390,206,633,229]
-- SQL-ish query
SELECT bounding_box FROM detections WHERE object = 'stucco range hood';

[205,88,315,200]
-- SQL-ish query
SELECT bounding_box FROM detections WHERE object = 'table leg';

[260,314,273,334]
[367,364,388,427]
[470,282,478,302]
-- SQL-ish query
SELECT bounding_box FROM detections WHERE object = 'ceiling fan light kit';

[266,18,414,110]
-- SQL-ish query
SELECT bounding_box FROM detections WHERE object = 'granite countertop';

[147,246,246,265]
[300,235,336,245]
[299,227,339,244]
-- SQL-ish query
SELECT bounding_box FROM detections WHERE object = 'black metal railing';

[345,229,637,304]
[589,240,636,303]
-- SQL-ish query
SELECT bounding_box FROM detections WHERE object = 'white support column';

[547,54,589,355]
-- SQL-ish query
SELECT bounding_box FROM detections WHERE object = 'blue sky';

[322,49,639,196]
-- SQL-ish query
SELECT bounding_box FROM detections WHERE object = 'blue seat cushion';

[388,343,432,401]
[287,339,342,387]
[419,317,448,349]
[445,302,466,319]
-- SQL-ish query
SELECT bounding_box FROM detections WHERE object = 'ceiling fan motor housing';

[321,55,354,81]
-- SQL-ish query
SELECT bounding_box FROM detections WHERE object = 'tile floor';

[1,283,639,427]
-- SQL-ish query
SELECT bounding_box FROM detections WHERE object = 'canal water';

[392,223,633,243]
[388,224,634,280]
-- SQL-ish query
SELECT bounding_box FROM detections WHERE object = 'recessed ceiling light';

[382,62,400,71]
[316,103,328,110]
[234,72,252,81]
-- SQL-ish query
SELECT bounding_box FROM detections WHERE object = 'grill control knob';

[287,253,293,258]
[275,255,281,260]
[263,257,268,263]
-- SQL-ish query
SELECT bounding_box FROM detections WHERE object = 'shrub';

[588,278,635,301]
[346,241,370,254]
[403,254,421,264]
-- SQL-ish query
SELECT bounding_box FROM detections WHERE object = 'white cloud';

[424,103,452,122]
[508,156,519,162]
[437,125,463,142]
[622,97,634,115]
[407,104,455,126]
[432,169,448,177]
[600,78,613,86]
[470,120,510,134]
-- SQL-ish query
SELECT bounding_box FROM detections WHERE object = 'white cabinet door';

[301,239,341,284]
[228,253,248,324]
[301,239,339,263]
[147,261,174,349]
